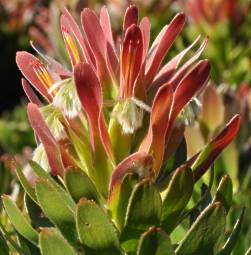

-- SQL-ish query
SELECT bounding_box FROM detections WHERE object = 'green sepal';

[76,198,122,254]
[137,226,175,255]
[161,165,193,233]
[213,175,233,213]
[2,195,38,246]
[108,116,131,164]
[217,208,245,255]
[92,141,114,198]
[121,178,162,254]
[67,127,92,172]
[35,179,76,245]
[39,228,77,255]
[176,202,226,255]
[108,173,138,230]
[64,167,101,205]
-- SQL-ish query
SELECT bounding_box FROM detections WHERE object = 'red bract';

[16,52,54,102]
[74,62,113,161]
[189,114,241,182]
[27,103,65,177]
[108,152,153,202]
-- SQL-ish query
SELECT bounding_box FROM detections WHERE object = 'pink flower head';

[16,5,240,197]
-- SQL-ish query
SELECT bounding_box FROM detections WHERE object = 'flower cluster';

[16,4,239,197]
[181,0,249,26]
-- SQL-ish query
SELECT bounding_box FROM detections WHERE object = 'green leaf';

[35,179,76,245]
[25,194,52,228]
[217,208,245,255]
[108,173,138,229]
[17,233,41,255]
[2,195,38,245]
[157,137,187,189]
[0,231,9,255]
[29,160,52,180]
[161,165,193,233]
[30,160,75,210]
[0,222,26,254]
[192,115,240,182]
[15,164,36,203]
[191,144,212,172]
[137,226,175,255]
[212,175,233,213]
[121,178,162,254]
[176,202,226,255]
[188,183,212,225]
[125,178,162,230]
[64,168,101,204]
[76,198,121,254]
[39,228,76,255]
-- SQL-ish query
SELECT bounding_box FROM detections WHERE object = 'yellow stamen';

[32,60,53,89]
[62,26,80,64]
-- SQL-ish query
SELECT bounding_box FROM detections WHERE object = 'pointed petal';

[139,84,174,173]
[139,17,151,61]
[81,8,106,64]
[192,115,240,182]
[16,51,53,101]
[100,6,116,50]
[31,41,71,78]
[108,152,153,201]
[22,79,43,106]
[155,60,210,167]
[121,25,143,98]
[152,35,201,89]
[100,6,119,78]
[169,37,208,89]
[81,8,117,84]
[27,103,64,176]
[171,60,211,121]
[145,13,186,86]
[61,6,96,67]
[74,63,100,150]
[74,63,113,160]
[123,5,138,32]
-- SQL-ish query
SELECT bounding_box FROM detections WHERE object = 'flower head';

[16,4,240,197]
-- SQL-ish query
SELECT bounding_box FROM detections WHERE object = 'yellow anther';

[32,60,53,89]
[62,26,80,64]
